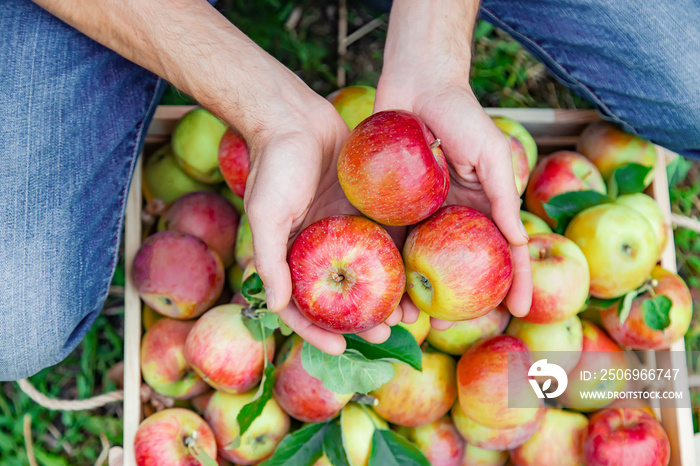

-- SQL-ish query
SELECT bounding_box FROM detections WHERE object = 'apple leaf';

[259,422,328,466]
[617,288,642,325]
[186,441,218,466]
[241,272,266,309]
[643,295,673,330]
[608,163,653,198]
[301,342,395,394]
[323,422,350,466]
[667,156,692,187]
[241,312,277,341]
[344,326,422,371]
[236,363,275,439]
[543,190,610,234]
[368,429,430,466]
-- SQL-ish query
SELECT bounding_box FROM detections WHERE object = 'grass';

[3,1,699,463]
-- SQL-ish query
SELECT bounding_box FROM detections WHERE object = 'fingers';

[505,243,533,318]
[278,303,346,355]
[399,293,420,324]
[357,323,391,344]
[430,317,453,331]
[384,305,403,326]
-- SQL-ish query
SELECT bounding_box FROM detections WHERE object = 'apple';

[427,304,510,356]
[273,335,353,422]
[191,391,214,415]
[133,231,225,319]
[227,264,244,293]
[457,335,541,429]
[142,303,164,331]
[134,408,217,465]
[235,214,254,269]
[184,304,275,394]
[142,144,217,205]
[398,310,431,344]
[370,349,457,427]
[340,403,389,466]
[600,266,692,350]
[577,121,657,186]
[337,110,450,226]
[159,191,239,267]
[524,151,607,227]
[520,210,552,236]
[404,206,513,321]
[327,85,376,130]
[289,215,404,334]
[502,131,530,195]
[171,107,227,183]
[492,116,538,171]
[452,401,543,451]
[559,320,629,411]
[220,185,245,216]
[510,408,588,466]
[218,127,250,198]
[506,315,583,374]
[522,233,589,324]
[565,203,659,299]
[602,398,657,419]
[462,444,508,466]
[616,193,668,255]
[400,416,466,466]
[583,408,670,466]
[141,318,210,400]
[205,389,290,465]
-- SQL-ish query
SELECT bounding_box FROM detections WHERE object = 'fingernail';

[265,287,275,310]
[519,220,530,240]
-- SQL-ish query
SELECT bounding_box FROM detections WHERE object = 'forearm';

[31,0,318,140]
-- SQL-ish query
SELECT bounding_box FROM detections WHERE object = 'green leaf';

[241,272,266,307]
[261,311,282,329]
[618,288,642,325]
[323,422,350,466]
[187,442,218,466]
[237,363,276,438]
[344,326,422,371]
[242,314,276,341]
[543,190,610,233]
[33,449,69,466]
[368,429,430,466]
[608,163,653,197]
[301,342,395,394]
[667,156,692,187]
[259,422,328,466]
[587,296,620,309]
[643,295,673,330]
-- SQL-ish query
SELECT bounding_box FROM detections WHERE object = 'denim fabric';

[0,0,164,381]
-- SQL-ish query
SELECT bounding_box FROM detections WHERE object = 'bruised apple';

[427,304,511,356]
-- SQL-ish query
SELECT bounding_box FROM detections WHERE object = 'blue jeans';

[1,0,698,381]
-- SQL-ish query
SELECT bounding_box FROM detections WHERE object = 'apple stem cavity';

[623,243,633,255]
[429,139,441,150]
[331,272,346,283]
[351,393,379,406]
[539,248,548,260]
[419,275,432,290]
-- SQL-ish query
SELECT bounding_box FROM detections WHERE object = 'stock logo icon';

[528,359,568,399]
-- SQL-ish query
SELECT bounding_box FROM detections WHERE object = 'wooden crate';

[122,106,696,466]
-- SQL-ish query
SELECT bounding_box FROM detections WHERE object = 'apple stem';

[420,275,431,290]
[429,139,441,150]
[351,393,378,406]
[331,272,345,283]
[538,248,547,260]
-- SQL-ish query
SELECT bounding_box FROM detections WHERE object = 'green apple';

[340,403,388,466]
[463,444,508,466]
[426,304,510,356]
[172,107,227,184]
[235,213,254,269]
[142,144,217,204]
[615,193,667,255]
[565,203,659,298]
[492,115,538,170]
[520,210,552,236]
[327,85,376,130]
[220,185,246,216]
[227,263,244,293]
[506,315,583,373]
[398,310,431,344]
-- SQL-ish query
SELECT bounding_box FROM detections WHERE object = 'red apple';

[577,121,657,186]
[452,401,543,451]
[273,335,353,422]
[404,206,513,321]
[370,349,457,427]
[134,408,217,465]
[565,203,659,299]
[524,151,607,227]
[401,416,466,466]
[184,304,275,394]
[583,408,670,466]
[141,319,210,400]
[522,233,589,324]
[510,408,588,466]
[457,335,542,429]
[492,115,538,171]
[160,191,239,267]
[601,266,692,350]
[327,85,376,130]
[133,231,225,319]
[218,128,250,198]
[337,110,449,226]
[289,215,405,334]
[427,304,511,356]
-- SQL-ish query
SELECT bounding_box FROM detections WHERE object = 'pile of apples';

[130,85,691,466]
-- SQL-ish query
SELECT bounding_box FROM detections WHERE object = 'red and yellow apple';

[403,206,513,321]
[525,151,607,227]
[463,444,508,466]
[601,266,692,350]
[520,210,552,236]
[523,233,589,324]
[337,110,449,226]
[289,215,405,334]
[427,304,511,356]
[400,416,466,466]
[132,231,225,319]
[616,193,667,255]
[327,85,376,130]
[492,115,538,171]
[171,107,227,184]
[565,203,659,298]
[184,304,275,394]
[218,127,249,198]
